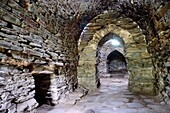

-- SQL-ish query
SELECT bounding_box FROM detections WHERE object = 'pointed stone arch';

[107,50,127,74]
[96,33,125,77]
[78,11,156,94]
[107,50,126,63]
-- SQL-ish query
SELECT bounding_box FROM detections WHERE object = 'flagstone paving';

[37,78,170,113]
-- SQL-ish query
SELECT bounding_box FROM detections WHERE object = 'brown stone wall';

[148,1,170,104]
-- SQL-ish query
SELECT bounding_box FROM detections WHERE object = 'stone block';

[0,32,18,40]
[16,101,28,113]
[23,47,43,57]
[0,40,22,51]
[29,42,42,48]
[0,102,11,111]
[164,62,170,67]
[7,104,16,113]
[19,35,32,42]
[0,53,7,59]
[129,81,156,95]
[1,11,21,26]
[0,20,7,27]
[47,51,58,60]
[26,98,38,111]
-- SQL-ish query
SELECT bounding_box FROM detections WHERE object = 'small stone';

[0,53,7,59]
[0,77,5,81]
[164,62,170,67]
[7,104,16,113]
[26,98,38,110]
[54,62,64,66]
[17,102,28,113]
[1,12,21,26]
[126,103,144,108]
[31,70,53,74]
[65,99,76,105]
[47,51,58,60]
[34,60,47,64]
[0,20,7,27]
[30,42,42,48]
[85,109,95,113]
[143,99,154,103]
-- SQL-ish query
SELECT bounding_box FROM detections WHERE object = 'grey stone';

[0,32,18,39]
[23,47,43,57]
[164,62,170,67]
[144,99,154,103]
[26,98,38,111]
[0,53,7,59]
[85,109,95,113]
[7,104,16,113]
[47,51,58,60]
[19,35,32,42]
[137,108,149,113]
[0,77,5,81]
[34,60,47,64]
[30,42,42,48]
[113,108,137,113]
[54,62,64,66]
[0,20,7,27]
[31,70,53,74]
[0,40,22,51]
[33,48,46,53]
[11,53,34,61]
[105,101,125,107]
[147,105,162,110]
[1,12,21,26]
[17,102,28,113]
[126,102,144,108]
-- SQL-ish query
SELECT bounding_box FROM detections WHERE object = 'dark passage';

[107,50,127,77]
[33,74,51,106]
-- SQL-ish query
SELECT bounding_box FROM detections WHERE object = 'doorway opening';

[33,74,51,106]
[107,50,128,78]
[96,33,128,78]
[96,33,129,88]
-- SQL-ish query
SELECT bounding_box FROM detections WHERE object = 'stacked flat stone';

[0,68,38,113]
[0,0,78,111]
[0,0,169,112]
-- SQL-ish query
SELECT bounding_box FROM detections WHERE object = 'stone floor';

[37,77,170,113]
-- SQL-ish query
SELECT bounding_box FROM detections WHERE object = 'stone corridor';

[37,77,170,113]
[0,0,170,112]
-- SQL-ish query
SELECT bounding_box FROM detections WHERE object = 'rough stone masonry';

[0,0,170,112]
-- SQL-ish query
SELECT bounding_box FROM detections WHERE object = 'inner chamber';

[97,33,128,78]
[107,50,128,77]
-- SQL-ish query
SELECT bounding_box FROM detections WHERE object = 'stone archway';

[106,50,127,76]
[78,11,156,95]
[96,33,125,78]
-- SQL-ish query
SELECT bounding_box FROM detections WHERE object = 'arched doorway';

[96,33,127,78]
[107,50,127,77]
[78,11,156,95]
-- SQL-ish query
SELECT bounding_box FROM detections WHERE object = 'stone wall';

[0,0,78,112]
[148,1,170,104]
[0,65,38,113]
[0,0,169,110]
